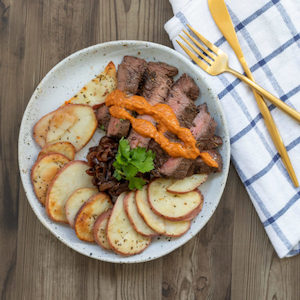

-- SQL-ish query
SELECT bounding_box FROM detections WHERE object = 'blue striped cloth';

[165,0,300,258]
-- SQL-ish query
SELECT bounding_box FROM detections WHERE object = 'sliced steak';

[128,61,178,148]
[159,104,219,179]
[159,157,194,179]
[194,150,223,174]
[107,118,131,140]
[96,104,111,131]
[166,73,199,128]
[128,115,155,148]
[190,104,217,140]
[149,74,200,168]
[142,62,178,104]
[107,56,147,139]
[197,135,223,151]
[148,139,170,176]
[117,56,147,94]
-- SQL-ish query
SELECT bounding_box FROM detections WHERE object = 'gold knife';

[208,0,299,187]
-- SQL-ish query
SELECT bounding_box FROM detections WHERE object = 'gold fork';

[177,25,300,123]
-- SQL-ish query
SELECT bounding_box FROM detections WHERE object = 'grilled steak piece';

[117,56,147,94]
[159,104,219,179]
[194,150,223,173]
[197,135,223,151]
[128,115,155,148]
[96,104,111,131]
[107,56,147,139]
[107,118,131,140]
[190,104,217,139]
[148,139,170,176]
[142,62,178,104]
[128,61,178,148]
[159,157,194,179]
[149,74,200,169]
[166,73,199,128]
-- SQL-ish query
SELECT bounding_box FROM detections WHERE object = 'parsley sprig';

[113,138,155,190]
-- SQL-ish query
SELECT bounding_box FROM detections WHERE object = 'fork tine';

[179,34,212,64]
[176,40,210,72]
[182,30,215,60]
[187,24,219,53]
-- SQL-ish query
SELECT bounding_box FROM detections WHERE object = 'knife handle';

[226,67,300,123]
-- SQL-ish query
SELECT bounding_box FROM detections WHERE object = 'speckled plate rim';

[18,40,230,263]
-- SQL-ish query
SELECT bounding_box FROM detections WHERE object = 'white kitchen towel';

[165,0,300,258]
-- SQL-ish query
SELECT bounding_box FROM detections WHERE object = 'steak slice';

[159,104,219,179]
[96,104,111,131]
[190,104,217,139]
[128,61,178,148]
[142,62,178,104]
[166,73,199,128]
[107,56,147,139]
[197,135,223,151]
[159,157,194,179]
[149,74,200,169]
[193,150,223,174]
[117,56,147,94]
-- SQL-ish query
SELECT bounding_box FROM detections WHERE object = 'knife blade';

[208,0,299,186]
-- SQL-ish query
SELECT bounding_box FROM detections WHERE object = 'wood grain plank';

[0,0,26,298]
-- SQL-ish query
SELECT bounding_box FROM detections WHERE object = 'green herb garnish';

[113,138,155,190]
[100,124,105,131]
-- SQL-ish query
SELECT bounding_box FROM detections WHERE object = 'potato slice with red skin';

[46,104,97,152]
[31,153,70,205]
[37,142,76,161]
[65,187,98,227]
[93,209,112,250]
[167,174,208,194]
[66,61,117,109]
[74,193,113,242]
[33,110,56,148]
[179,191,204,221]
[107,193,151,256]
[124,192,157,237]
[148,178,202,221]
[135,186,190,237]
[46,161,94,223]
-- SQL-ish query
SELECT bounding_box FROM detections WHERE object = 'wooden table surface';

[1,0,299,299]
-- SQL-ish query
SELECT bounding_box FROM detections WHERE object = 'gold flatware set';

[177,0,299,187]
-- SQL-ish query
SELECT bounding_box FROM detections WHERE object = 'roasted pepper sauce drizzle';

[106,90,218,167]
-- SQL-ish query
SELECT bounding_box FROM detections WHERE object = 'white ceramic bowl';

[18,40,230,263]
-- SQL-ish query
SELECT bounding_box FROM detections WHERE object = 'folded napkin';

[165,0,300,258]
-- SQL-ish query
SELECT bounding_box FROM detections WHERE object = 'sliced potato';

[93,209,112,250]
[66,61,117,108]
[124,192,157,237]
[74,192,113,242]
[46,104,97,151]
[107,193,151,256]
[46,161,94,223]
[167,174,208,194]
[33,110,56,147]
[179,192,204,221]
[31,153,70,205]
[37,142,76,161]
[135,186,190,237]
[148,178,202,221]
[65,187,98,227]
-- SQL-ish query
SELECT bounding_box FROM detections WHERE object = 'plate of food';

[18,40,230,263]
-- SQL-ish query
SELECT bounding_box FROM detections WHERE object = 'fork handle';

[226,67,300,123]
